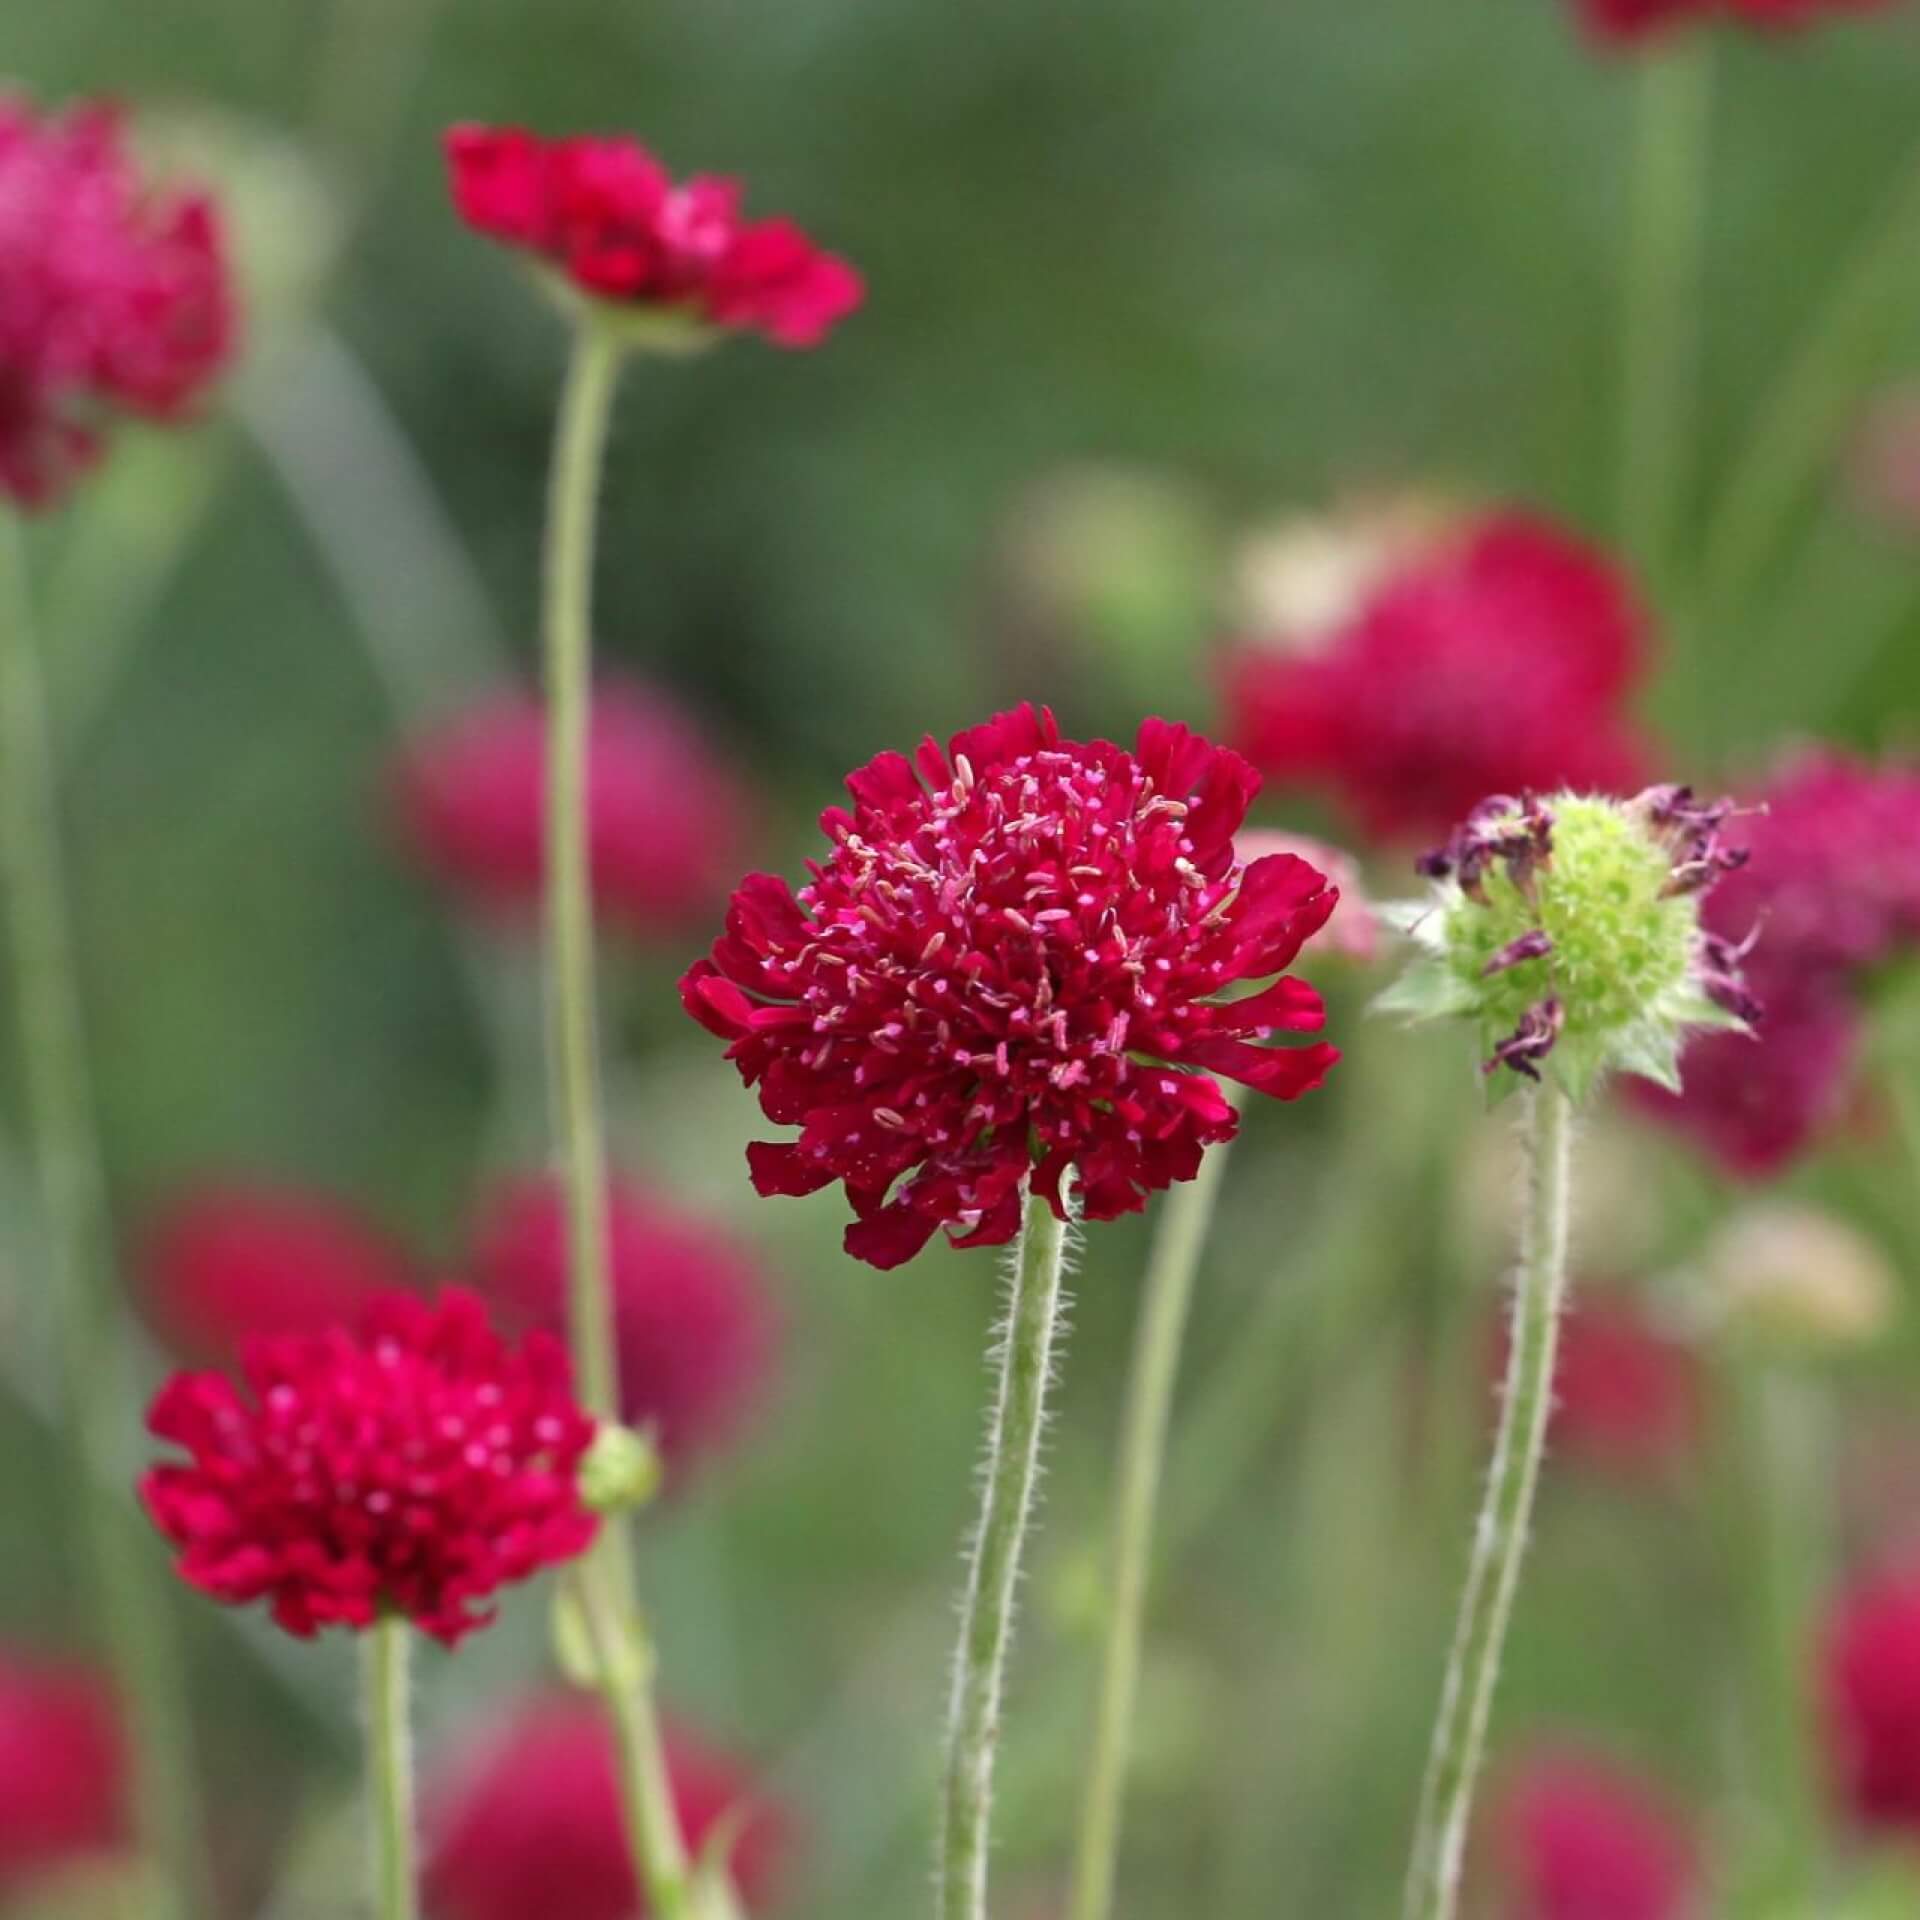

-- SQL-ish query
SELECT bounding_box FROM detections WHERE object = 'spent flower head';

[444,124,861,350]
[140,1289,599,1645]
[1379,786,1758,1101]
[682,703,1340,1268]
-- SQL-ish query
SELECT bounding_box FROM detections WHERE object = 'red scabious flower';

[137,1181,414,1367]
[425,1695,787,1920]
[469,1175,774,1475]
[1630,751,1920,1175]
[682,704,1340,1269]
[0,95,233,509]
[1580,0,1895,42]
[1490,1746,1695,1920]
[1221,512,1651,843]
[1490,1293,1701,1481]
[140,1289,598,1646]
[1824,1561,1920,1833]
[390,679,754,938]
[0,1656,124,1890]
[445,124,861,348]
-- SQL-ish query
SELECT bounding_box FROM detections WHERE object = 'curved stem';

[0,516,208,1920]
[538,322,697,1919]
[1068,1132,1233,1920]
[1618,38,1713,589]
[363,1617,418,1920]
[1402,1084,1573,1920]
[938,1181,1075,1920]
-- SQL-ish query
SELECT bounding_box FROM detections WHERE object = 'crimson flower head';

[1631,751,1920,1175]
[1578,0,1895,47]
[1222,510,1650,844]
[0,94,233,510]
[445,124,861,349]
[0,1655,124,1892]
[140,1289,598,1646]
[1490,1746,1695,1920]
[1824,1561,1920,1833]
[391,679,754,938]
[469,1175,775,1476]
[683,704,1339,1269]
[137,1180,414,1367]
[426,1695,787,1920]
[1490,1293,1700,1482]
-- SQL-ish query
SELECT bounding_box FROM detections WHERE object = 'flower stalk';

[1068,1120,1236,1920]
[0,515,208,1920]
[538,317,701,1918]
[363,1615,418,1920]
[938,1179,1076,1920]
[1402,1082,1574,1920]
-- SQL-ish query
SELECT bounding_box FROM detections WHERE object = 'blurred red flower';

[391,679,754,938]
[1222,512,1650,843]
[1489,1293,1701,1481]
[141,1290,597,1645]
[470,1175,776,1476]
[1824,1561,1920,1832]
[0,94,233,508]
[137,1182,414,1366]
[1579,0,1895,43]
[0,1657,123,1891]
[445,124,862,348]
[425,1695,787,1920]
[1630,751,1920,1175]
[683,704,1340,1268]
[1490,1746,1695,1920]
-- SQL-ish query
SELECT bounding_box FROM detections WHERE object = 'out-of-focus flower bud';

[1237,830,1379,965]
[1702,1204,1897,1353]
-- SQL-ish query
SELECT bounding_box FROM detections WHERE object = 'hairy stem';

[1618,37,1713,588]
[938,1180,1075,1920]
[363,1616,418,1920]
[1068,1131,1234,1920]
[0,515,209,1920]
[1402,1084,1573,1920]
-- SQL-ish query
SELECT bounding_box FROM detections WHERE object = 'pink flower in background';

[1222,512,1650,843]
[1490,1747,1695,1920]
[1578,0,1895,42]
[426,1695,787,1920]
[1490,1294,1701,1481]
[1824,1562,1920,1832]
[391,680,754,938]
[1234,830,1380,964]
[1631,751,1920,1175]
[137,1182,414,1366]
[0,95,233,508]
[141,1290,597,1645]
[445,125,862,348]
[0,1657,124,1890]
[469,1176,775,1475]
[683,704,1340,1268]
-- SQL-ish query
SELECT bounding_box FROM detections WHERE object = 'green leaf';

[1370,961,1478,1023]
[1608,1017,1683,1093]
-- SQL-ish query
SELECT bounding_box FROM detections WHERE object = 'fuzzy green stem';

[543,319,624,1426]
[363,1616,417,1920]
[538,321,698,1920]
[1695,134,1920,630]
[1067,1134,1233,1920]
[1618,38,1713,588]
[0,516,208,1920]
[1402,1083,1574,1920]
[938,1180,1075,1920]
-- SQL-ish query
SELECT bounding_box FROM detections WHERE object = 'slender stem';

[543,320,624,1425]
[537,322,697,1920]
[363,1617,418,1920]
[1068,1131,1234,1920]
[938,1180,1076,1920]
[1618,38,1713,589]
[1694,132,1920,631]
[0,516,208,1920]
[1402,1084,1574,1920]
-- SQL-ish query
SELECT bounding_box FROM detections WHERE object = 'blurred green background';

[9,0,1920,1914]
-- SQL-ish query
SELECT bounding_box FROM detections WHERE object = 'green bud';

[579,1421,664,1516]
